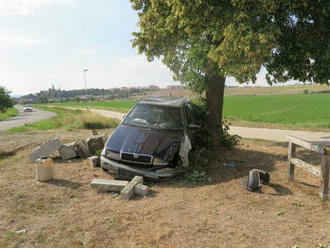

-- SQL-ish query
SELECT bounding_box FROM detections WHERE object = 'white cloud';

[0,0,75,15]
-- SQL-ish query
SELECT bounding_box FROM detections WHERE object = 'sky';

[0,0,298,96]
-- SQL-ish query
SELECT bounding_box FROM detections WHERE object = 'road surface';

[0,105,57,132]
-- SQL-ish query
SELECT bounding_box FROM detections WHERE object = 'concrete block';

[59,142,78,160]
[30,138,62,162]
[88,156,100,167]
[134,184,149,196]
[86,136,104,155]
[90,179,128,192]
[121,176,143,200]
[75,140,90,159]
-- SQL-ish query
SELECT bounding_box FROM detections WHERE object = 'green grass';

[223,94,330,130]
[0,108,18,121]
[8,106,119,133]
[51,99,136,113]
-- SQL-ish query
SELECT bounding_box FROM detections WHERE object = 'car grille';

[121,152,152,165]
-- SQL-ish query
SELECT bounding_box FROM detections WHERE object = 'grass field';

[50,92,330,131]
[223,94,330,130]
[8,107,119,133]
[51,100,136,113]
[0,108,18,121]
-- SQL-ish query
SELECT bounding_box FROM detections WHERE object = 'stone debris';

[134,183,149,196]
[86,135,105,155]
[59,141,78,160]
[75,140,90,159]
[88,155,100,167]
[30,138,62,162]
[244,169,270,191]
[121,176,144,200]
[90,179,128,192]
[91,176,149,199]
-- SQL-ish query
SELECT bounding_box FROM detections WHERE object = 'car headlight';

[105,150,120,160]
[153,157,168,166]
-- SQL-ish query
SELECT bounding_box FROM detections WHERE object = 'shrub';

[80,112,119,129]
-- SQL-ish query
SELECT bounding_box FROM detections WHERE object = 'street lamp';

[83,69,88,110]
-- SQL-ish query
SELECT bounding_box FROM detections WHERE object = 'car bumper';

[100,155,186,180]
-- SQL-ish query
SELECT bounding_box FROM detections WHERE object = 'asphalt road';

[0,105,57,132]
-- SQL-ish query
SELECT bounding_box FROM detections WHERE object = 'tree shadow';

[157,146,288,190]
[46,179,82,189]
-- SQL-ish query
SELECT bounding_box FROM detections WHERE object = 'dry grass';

[0,132,329,248]
[79,112,119,130]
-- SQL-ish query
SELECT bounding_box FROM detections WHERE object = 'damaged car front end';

[101,96,197,180]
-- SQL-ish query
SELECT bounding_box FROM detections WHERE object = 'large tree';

[0,86,13,113]
[130,0,330,145]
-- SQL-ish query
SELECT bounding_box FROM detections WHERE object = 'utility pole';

[83,69,88,110]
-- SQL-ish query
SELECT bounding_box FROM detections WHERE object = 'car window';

[123,103,182,131]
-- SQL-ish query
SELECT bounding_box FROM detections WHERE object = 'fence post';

[288,141,296,181]
[319,150,329,201]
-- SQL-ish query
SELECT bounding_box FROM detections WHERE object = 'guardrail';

[287,136,329,200]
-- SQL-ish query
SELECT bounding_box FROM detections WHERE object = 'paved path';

[0,105,57,132]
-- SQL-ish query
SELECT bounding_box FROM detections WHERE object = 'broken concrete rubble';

[88,156,100,167]
[30,138,62,162]
[74,140,90,159]
[90,179,128,192]
[121,176,143,200]
[134,183,149,196]
[59,141,78,160]
[86,136,104,155]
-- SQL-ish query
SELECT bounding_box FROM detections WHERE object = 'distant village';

[16,84,185,104]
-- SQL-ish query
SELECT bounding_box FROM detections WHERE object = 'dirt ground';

[0,130,329,248]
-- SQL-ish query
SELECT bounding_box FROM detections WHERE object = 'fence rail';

[287,136,329,200]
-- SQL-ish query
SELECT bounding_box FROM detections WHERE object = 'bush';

[80,112,119,129]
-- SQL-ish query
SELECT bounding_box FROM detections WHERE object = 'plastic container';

[36,158,54,182]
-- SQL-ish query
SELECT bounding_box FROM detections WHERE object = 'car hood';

[106,125,183,160]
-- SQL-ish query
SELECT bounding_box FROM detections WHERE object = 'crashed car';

[23,105,33,112]
[101,96,200,180]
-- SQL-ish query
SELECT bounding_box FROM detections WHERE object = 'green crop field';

[223,93,330,130]
[0,108,19,121]
[48,93,330,131]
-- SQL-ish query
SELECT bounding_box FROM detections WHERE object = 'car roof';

[139,96,189,108]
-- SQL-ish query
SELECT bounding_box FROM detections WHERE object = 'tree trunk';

[205,75,226,146]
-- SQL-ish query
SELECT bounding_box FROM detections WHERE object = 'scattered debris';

[75,140,90,159]
[88,155,100,167]
[223,163,239,168]
[121,176,144,200]
[90,179,128,192]
[276,211,285,216]
[59,141,78,160]
[134,183,149,196]
[29,138,62,162]
[86,136,104,156]
[243,169,270,191]
[15,229,27,234]
[35,158,54,182]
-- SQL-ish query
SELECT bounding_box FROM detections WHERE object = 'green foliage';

[221,121,240,149]
[0,108,18,121]
[80,112,119,129]
[131,0,330,85]
[0,86,13,113]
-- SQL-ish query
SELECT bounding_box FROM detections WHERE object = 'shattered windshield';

[123,103,183,131]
